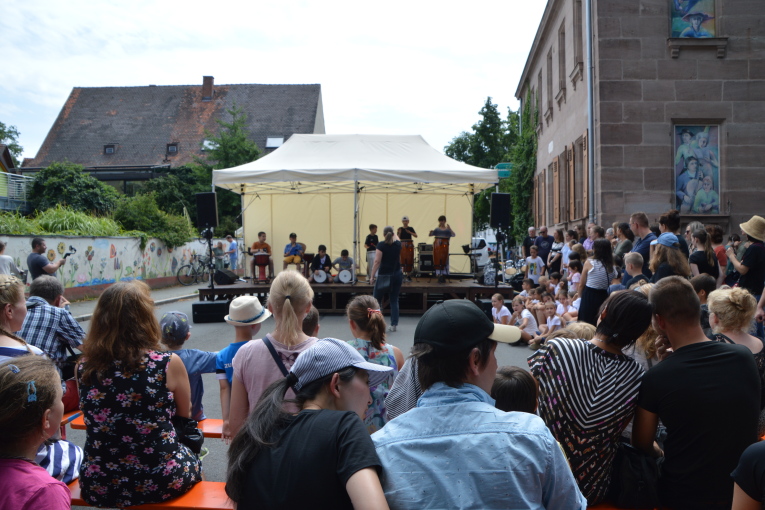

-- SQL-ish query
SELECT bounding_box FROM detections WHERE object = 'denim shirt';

[372,382,586,510]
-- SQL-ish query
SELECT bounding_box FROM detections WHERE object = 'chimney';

[202,76,214,101]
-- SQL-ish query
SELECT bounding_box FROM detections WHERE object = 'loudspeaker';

[192,301,231,323]
[490,193,511,229]
[196,192,218,229]
[476,298,494,321]
[419,254,433,272]
[214,269,238,285]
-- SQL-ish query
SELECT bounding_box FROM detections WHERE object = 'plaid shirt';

[18,296,85,364]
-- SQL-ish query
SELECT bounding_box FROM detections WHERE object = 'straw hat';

[682,8,714,23]
[740,216,765,242]
[225,296,271,326]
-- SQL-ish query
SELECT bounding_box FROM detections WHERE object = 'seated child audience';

[0,356,70,510]
[567,260,582,294]
[302,304,320,336]
[691,273,717,339]
[217,296,272,442]
[510,296,539,345]
[491,366,538,413]
[538,275,552,295]
[529,301,564,350]
[566,321,596,340]
[518,278,534,297]
[549,272,563,296]
[491,293,512,325]
[161,311,217,422]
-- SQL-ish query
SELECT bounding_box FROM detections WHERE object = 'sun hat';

[650,232,680,248]
[402,216,409,221]
[740,215,765,242]
[414,299,522,350]
[160,311,191,343]
[682,9,714,23]
[224,296,272,326]
[289,338,393,391]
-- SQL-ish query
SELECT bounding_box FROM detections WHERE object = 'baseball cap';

[414,299,522,351]
[650,232,679,248]
[402,216,409,221]
[160,311,191,343]
[290,338,393,392]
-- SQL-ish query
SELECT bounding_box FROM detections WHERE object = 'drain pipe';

[585,0,595,223]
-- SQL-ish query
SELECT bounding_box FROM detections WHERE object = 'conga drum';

[338,269,353,283]
[433,238,449,271]
[301,253,315,278]
[400,240,414,272]
[313,270,327,283]
[254,253,270,282]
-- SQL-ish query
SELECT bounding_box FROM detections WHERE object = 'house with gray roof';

[22,76,325,192]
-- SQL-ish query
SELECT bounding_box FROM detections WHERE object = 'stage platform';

[197,277,516,315]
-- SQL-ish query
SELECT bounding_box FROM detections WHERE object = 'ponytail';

[346,295,387,349]
[267,271,314,346]
[693,229,716,268]
[383,226,394,245]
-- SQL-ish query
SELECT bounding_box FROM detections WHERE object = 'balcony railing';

[0,172,33,213]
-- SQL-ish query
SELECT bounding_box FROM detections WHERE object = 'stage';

[197,277,516,315]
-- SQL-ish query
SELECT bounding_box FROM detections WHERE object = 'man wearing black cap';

[372,299,586,509]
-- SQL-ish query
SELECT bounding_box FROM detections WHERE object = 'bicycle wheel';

[177,265,197,286]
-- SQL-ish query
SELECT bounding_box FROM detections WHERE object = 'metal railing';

[0,172,33,213]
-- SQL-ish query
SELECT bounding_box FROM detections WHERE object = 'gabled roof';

[0,145,16,173]
[24,79,324,169]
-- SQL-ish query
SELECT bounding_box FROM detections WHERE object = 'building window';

[104,144,115,155]
[537,71,544,132]
[556,23,567,109]
[167,143,179,154]
[544,50,554,125]
[571,0,584,88]
[574,136,585,220]
[266,136,284,149]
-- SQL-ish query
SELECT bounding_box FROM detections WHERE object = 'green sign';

[496,162,513,179]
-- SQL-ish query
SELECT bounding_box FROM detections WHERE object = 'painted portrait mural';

[675,125,720,214]
[672,0,716,38]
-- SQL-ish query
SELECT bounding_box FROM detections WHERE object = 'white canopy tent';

[212,134,498,276]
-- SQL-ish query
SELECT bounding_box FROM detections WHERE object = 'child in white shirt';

[491,293,512,325]
[525,246,546,285]
[510,296,539,345]
[529,302,564,350]
[567,260,582,295]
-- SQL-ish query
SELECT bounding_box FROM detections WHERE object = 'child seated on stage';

[491,293,512,325]
[217,297,272,443]
[511,296,540,345]
[332,249,355,282]
[161,311,217,422]
[529,301,564,351]
[491,366,539,414]
[308,245,334,283]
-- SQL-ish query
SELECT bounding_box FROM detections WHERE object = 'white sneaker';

[389,325,397,332]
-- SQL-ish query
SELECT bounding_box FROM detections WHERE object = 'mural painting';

[671,0,716,38]
[674,125,720,214]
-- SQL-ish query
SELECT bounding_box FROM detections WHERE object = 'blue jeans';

[229,258,238,270]
[374,270,403,326]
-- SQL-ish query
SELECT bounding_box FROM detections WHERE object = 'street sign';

[496,162,513,179]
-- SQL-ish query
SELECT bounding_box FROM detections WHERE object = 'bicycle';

[177,254,212,286]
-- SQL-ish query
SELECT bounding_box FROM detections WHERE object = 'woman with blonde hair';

[649,233,691,282]
[346,295,404,433]
[0,275,43,361]
[229,270,317,437]
[77,280,201,508]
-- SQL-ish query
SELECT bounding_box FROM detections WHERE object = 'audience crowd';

[2,212,765,509]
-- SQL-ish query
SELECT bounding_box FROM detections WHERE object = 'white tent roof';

[212,134,498,195]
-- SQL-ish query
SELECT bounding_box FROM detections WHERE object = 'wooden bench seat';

[70,416,223,438]
[69,479,233,509]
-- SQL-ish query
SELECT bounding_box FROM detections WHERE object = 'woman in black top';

[547,228,565,275]
[370,226,403,332]
[649,233,691,283]
[690,228,723,287]
[226,338,392,510]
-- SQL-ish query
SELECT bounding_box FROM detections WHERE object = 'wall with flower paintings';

[1,236,235,290]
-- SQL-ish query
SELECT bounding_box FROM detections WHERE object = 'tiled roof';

[24,80,323,169]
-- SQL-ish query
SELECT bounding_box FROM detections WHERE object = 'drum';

[254,253,270,282]
[504,263,517,276]
[433,238,449,271]
[400,240,414,272]
[338,270,353,283]
[313,270,327,283]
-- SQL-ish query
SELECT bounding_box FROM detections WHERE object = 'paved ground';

[68,281,534,507]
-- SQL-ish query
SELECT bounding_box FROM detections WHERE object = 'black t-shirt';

[732,440,765,504]
[376,241,401,275]
[624,273,649,288]
[739,242,765,296]
[689,250,719,278]
[649,262,678,283]
[240,410,381,510]
[638,341,760,509]
[522,236,537,257]
[678,236,690,259]
[27,252,49,280]
[364,234,379,252]
[533,235,554,262]
[398,226,416,241]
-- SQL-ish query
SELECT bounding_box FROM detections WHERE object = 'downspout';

[586,0,596,223]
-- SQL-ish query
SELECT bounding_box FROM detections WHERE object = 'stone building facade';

[515,0,765,234]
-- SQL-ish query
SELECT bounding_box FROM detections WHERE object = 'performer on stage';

[364,224,379,282]
[429,215,456,283]
[308,244,334,283]
[250,231,274,278]
[397,216,417,280]
[282,233,303,270]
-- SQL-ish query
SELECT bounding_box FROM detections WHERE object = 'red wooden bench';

[69,479,233,509]
[70,415,223,438]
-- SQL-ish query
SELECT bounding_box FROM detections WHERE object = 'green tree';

[113,192,194,248]
[29,161,120,215]
[143,172,194,217]
[509,90,538,244]
[0,121,23,167]
[444,97,519,230]
[192,104,262,229]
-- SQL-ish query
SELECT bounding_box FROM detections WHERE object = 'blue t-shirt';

[228,241,238,261]
[172,349,218,421]
[284,243,302,257]
[623,232,657,283]
[216,341,249,385]
[27,252,50,280]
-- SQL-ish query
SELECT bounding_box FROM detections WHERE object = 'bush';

[113,193,194,248]
[36,205,123,236]
[29,161,120,215]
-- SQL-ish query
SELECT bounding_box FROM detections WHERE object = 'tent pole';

[353,174,358,285]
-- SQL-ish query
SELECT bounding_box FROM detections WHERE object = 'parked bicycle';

[177,254,212,286]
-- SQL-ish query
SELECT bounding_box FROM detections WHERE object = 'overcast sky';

[1,0,547,162]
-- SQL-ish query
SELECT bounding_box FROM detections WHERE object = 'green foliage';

[215,216,240,237]
[113,193,194,248]
[0,211,41,235]
[29,161,120,215]
[0,207,124,237]
[0,121,23,167]
[444,97,519,230]
[509,90,538,244]
[143,172,194,217]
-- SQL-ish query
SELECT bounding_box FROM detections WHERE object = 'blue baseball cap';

[650,232,679,249]
[160,311,191,343]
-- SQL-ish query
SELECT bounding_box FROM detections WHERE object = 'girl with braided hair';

[0,275,44,361]
[346,295,404,433]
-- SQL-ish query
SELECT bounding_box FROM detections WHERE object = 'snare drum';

[433,238,450,271]
[254,253,270,282]
[400,240,414,272]
[313,270,327,283]
[338,270,353,283]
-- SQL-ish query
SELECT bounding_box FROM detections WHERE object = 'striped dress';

[528,337,644,504]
